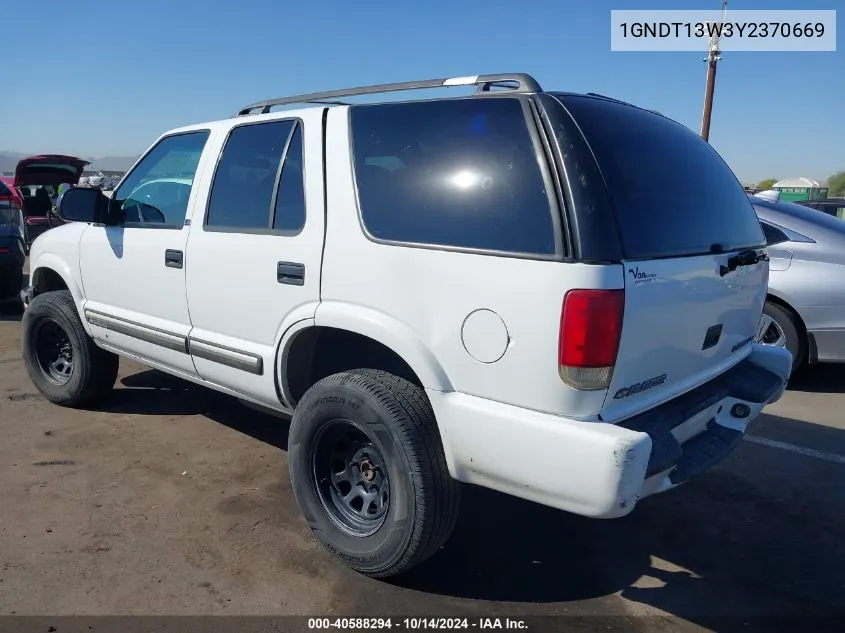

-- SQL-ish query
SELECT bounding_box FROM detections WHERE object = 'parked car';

[752,195,845,374]
[793,197,845,219]
[21,73,791,578]
[0,176,24,209]
[13,155,89,249]
[0,179,26,305]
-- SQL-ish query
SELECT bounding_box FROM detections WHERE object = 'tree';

[758,178,778,190]
[827,172,845,197]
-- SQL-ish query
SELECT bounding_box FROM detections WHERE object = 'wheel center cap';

[360,459,375,481]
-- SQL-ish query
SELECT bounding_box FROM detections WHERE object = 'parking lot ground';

[1,304,844,632]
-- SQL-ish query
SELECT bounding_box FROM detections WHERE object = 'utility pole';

[700,0,728,142]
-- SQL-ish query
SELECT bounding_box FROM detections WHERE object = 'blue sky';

[3,0,841,183]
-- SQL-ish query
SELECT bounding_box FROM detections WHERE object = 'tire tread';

[290,369,459,578]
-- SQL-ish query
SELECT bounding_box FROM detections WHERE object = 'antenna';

[700,0,728,142]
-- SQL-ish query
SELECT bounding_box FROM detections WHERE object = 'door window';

[205,119,306,234]
[112,130,210,227]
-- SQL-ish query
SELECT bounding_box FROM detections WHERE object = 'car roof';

[751,195,845,240]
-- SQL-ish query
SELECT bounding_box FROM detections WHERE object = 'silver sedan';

[752,195,845,374]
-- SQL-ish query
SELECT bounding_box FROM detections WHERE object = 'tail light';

[558,289,625,390]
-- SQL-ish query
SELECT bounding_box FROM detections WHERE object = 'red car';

[7,154,90,249]
[0,176,24,208]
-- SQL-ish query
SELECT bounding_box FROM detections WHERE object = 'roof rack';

[233,73,542,117]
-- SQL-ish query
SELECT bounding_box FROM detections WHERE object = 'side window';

[206,119,305,232]
[272,123,306,232]
[760,221,789,246]
[349,98,558,256]
[113,131,210,227]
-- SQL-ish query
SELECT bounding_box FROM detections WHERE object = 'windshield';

[555,94,766,260]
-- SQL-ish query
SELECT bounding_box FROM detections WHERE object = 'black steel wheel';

[313,418,391,537]
[22,289,119,407]
[33,318,74,385]
[289,369,460,578]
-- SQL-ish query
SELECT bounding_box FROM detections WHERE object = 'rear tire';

[21,290,119,407]
[288,369,460,578]
[759,300,805,375]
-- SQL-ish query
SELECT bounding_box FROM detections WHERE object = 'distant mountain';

[0,152,29,173]
[87,155,139,171]
[0,151,139,175]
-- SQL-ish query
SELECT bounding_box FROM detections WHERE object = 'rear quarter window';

[760,221,789,246]
[349,97,559,257]
[557,95,765,260]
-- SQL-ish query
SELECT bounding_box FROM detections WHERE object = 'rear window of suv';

[556,94,765,260]
[349,97,559,257]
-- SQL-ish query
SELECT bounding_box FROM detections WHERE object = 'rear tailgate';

[606,252,767,421]
[554,94,769,423]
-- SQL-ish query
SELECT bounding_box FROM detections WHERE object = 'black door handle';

[277,261,305,285]
[165,249,183,269]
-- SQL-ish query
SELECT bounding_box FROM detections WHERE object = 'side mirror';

[56,187,113,224]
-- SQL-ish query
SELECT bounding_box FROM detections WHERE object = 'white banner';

[611,10,836,52]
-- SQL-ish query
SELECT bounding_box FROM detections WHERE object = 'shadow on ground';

[100,369,845,628]
[0,303,23,322]
[396,412,845,628]
[788,364,845,395]
[0,272,28,322]
[99,369,290,450]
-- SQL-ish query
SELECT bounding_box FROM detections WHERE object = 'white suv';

[20,73,792,578]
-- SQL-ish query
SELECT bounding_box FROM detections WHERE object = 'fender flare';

[28,255,92,336]
[277,301,453,396]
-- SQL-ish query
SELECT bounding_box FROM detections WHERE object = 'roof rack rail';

[233,73,542,117]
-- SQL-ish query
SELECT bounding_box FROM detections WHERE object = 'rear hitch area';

[620,348,792,498]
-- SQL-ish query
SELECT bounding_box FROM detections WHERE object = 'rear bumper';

[430,343,791,519]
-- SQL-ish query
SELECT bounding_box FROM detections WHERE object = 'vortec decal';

[732,335,754,353]
[613,374,667,400]
[627,266,657,285]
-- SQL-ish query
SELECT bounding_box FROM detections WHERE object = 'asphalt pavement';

[1,295,843,633]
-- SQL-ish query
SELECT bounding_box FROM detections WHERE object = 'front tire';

[288,369,460,578]
[21,290,119,407]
